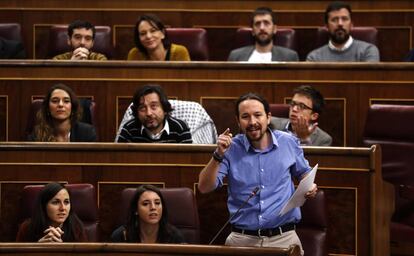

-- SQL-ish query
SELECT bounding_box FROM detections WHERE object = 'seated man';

[117,84,192,143]
[228,7,298,62]
[307,1,379,62]
[0,37,26,59]
[116,100,217,144]
[53,20,107,60]
[270,85,332,146]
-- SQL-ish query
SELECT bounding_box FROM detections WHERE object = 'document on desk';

[279,164,318,216]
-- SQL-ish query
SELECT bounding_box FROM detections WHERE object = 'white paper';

[279,164,318,216]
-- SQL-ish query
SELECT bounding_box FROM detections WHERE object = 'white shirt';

[140,119,170,140]
[328,36,353,52]
[248,50,272,63]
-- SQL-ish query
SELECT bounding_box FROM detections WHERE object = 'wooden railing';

[0,243,301,256]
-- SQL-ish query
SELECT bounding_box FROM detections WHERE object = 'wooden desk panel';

[1,61,414,146]
[0,143,393,256]
[0,243,301,256]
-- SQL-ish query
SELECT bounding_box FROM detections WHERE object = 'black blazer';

[0,37,26,59]
[70,122,97,142]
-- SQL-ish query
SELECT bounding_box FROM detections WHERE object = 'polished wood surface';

[1,61,414,146]
[0,243,301,256]
[0,143,393,256]
[1,1,414,61]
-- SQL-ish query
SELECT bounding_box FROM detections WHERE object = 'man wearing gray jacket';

[271,85,332,146]
[228,7,298,62]
[307,1,379,62]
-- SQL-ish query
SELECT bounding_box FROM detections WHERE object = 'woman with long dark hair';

[111,184,185,243]
[29,83,96,142]
[127,14,190,61]
[16,183,87,242]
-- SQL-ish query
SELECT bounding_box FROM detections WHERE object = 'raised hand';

[216,128,233,156]
[294,115,318,143]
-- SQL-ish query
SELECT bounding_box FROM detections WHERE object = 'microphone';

[209,186,260,245]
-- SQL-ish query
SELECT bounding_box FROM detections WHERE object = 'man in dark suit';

[270,85,332,146]
[228,7,298,62]
[0,37,26,59]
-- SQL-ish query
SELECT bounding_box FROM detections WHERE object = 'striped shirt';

[117,116,192,143]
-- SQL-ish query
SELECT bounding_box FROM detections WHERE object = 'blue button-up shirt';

[215,129,311,230]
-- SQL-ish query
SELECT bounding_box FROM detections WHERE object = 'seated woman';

[127,14,190,61]
[29,83,96,142]
[16,182,87,242]
[111,184,185,243]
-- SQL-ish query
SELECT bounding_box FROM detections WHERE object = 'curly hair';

[33,83,81,141]
[130,84,172,120]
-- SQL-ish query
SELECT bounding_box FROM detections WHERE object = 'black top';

[69,122,97,142]
[110,225,185,244]
[117,115,192,143]
[28,121,97,142]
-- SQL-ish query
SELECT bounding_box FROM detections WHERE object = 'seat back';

[315,26,378,49]
[166,28,209,61]
[19,183,98,242]
[297,190,328,256]
[363,104,414,248]
[120,187,200,244]
[0,23,22,41]
[234,27,297,51]
[48,25,113,59]
[269,103,290,118]
[25,98,96,140]
[363,104,414,184]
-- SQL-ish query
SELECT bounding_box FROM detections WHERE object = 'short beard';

[244,124,266,142]
[330,29,350,45]
[254,34,273,47]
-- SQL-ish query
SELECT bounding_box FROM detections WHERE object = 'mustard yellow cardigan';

[127,44,190,61]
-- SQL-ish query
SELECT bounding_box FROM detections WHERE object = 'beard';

[143,117,162,132]
[329,28,350,45]
[243,124,267,142]
[253,33,273,47]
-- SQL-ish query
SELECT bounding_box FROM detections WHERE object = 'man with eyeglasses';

[306,1,379,62]
[270,85,332,146]
[53,20,107,60]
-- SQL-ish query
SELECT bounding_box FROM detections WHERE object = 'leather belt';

[232,223,296,237]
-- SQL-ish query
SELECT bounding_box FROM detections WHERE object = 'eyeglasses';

[289,100,313,111]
